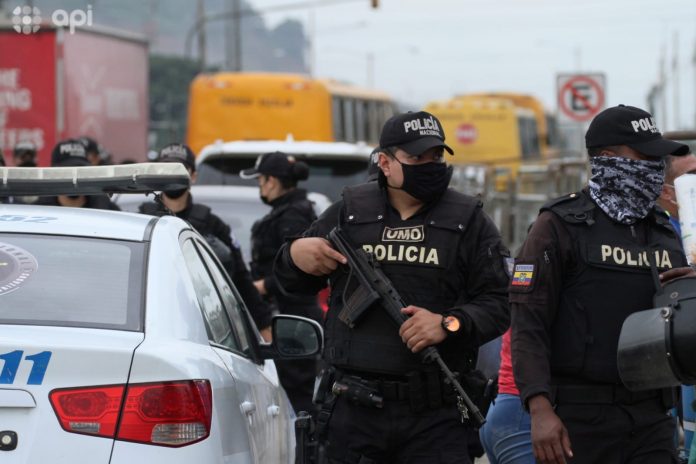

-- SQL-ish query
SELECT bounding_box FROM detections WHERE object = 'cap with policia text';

[585,105,689,158]
[157,143,196,171]
[51,139,90,167]
[379,111,453,156]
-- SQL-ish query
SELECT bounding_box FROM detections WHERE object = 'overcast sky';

[254,0,696,131]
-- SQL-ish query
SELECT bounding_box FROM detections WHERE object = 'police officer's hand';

[253,279,267,296]
[529,395,573,464]
[398,306,446,353]
[290,237,347,276]
[659,266,696,284]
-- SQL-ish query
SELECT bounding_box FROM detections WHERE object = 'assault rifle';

[327,227,486,427]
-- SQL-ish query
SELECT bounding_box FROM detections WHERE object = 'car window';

[0,234,144,331]
[194,239,253,352]
[181,239,240,352]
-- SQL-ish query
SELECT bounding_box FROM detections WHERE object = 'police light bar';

[0,163,190,196]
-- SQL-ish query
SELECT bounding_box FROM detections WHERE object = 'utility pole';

[196,0,207,69]
[672,32,680,130]
[225,0,242,71]
[660,46,668,129]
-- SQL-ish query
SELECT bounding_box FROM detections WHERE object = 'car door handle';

[240,401,256,416]
[267,404,280,417]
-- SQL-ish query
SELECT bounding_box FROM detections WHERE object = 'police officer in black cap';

[36,139,120,210]
[138,143,272,338]
[510,105,696,464]
[241,151,321,414]
[273,111,510,463]
[13,141,38,167]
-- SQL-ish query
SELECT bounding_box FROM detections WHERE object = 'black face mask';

[164,188,188,200]
[395,161,453,203]
[260,195,271,205]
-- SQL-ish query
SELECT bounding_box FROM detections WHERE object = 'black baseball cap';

[13,141,37,157]
[240,151,297,179]
[157,143,196,171]
[51,139,90,167]
[585,105,689,158]
[379,111,453,156]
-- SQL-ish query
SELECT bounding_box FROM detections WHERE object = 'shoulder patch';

[511,264,535,287]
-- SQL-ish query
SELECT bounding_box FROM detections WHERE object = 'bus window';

[367,101,379,143]
[355,99,366,142]
[333,97,344,141]
[344,99,356,143]
[518,116,540,161]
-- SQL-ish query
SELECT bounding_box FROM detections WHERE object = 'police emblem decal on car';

[0,242,38,296]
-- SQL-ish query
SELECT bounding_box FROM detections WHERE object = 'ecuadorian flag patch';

[511,264,534,287]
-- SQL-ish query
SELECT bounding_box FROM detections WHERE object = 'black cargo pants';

[324,394,472,464]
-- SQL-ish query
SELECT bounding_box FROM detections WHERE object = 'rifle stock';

[327,227,486,427]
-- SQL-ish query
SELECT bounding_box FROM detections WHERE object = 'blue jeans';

[479,393,534,464]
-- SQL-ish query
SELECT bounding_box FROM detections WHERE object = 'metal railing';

[450,158,588,252]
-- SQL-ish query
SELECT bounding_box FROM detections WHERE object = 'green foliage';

[148,54,214,148]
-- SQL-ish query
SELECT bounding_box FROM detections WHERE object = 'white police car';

[0,164,322,463]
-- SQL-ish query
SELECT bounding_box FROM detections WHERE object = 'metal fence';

[450,158,588,252]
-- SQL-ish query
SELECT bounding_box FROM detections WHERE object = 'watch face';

[444,316,460,332]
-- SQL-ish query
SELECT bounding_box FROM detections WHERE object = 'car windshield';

[197,155,368,201]
[0,234,145,331]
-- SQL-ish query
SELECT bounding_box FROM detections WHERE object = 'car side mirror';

[260,315,323,360]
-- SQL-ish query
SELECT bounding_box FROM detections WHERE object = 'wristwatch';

[441,314,461,335]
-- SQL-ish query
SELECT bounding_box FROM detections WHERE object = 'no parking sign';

[557,73,606,123]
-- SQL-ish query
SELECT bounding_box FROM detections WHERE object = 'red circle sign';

[558,76,605,122]
[456,124,478,144]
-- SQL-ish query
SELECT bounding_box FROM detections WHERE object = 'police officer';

[13,141,38,167]
[79,136,112,166]
[274,111,510,463]
[240,151,321,414]
[510,105,695,464]
[37,139,120,210]
[139,143,272,338]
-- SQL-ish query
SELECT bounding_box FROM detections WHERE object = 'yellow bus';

[425,95,540,174]
[464,92,560,158]
[186,72,396,154]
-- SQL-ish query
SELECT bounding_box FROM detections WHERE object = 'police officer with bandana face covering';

[510,105,696,464]
[274,111,510,464]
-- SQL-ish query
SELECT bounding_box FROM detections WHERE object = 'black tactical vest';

[324,182,481,375]
[250,195,315,280]
[544,191,687,384]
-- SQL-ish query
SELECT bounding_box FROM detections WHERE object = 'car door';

[192,238,292,464]
[180,237,284,464]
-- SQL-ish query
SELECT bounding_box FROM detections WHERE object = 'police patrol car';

[0,163,322,464]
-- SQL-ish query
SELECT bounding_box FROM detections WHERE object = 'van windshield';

[197,155,369,201]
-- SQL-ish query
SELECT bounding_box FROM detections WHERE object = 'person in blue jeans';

[480,329,534,463]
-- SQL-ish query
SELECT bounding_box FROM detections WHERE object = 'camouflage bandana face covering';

[588,156,665,225]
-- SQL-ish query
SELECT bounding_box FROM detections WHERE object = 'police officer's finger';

[320,242,347,265]
[550,439,567,464]
[659,266,696,283]
[561,427,573,459]
[533,443,548,464]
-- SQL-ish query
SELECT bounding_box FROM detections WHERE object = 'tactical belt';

[551,384,674,407]
[337,369,458,411]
